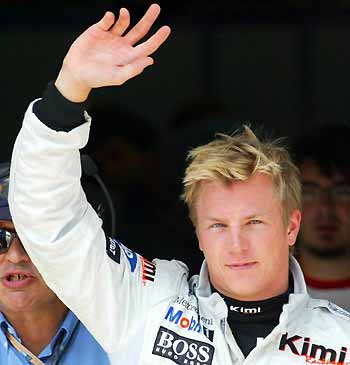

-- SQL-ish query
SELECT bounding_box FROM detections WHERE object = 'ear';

[286,209,302,247]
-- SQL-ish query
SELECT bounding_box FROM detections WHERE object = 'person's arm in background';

[9,4,187,353]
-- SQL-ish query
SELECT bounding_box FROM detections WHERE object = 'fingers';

[110,7,130,36]
[124,3,162,45]
[97,11,115,31]
[111,57,154,85]
[134,25,171,57]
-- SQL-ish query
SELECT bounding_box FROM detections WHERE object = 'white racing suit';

[9,102,350,365]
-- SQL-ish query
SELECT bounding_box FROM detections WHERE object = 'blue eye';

[248,220,262,225]
[210,223,224,229]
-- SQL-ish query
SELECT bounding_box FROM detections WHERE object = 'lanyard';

[5,314,79,365]
[5,330,45,365]
[5,319,79,365]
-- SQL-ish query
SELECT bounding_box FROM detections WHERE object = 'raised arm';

[8,4,187,355]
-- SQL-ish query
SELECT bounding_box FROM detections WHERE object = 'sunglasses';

[0,228,18,254]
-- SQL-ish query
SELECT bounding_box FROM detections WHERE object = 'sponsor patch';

[120,244,137,272]
[164,306,214,342]
[141,257,156,285]
[175,297,199,314]
[229,305,261,314]
[106,237,121,263]
[165,306,202,333]
[279,332,348,364]
[152,327,215,365]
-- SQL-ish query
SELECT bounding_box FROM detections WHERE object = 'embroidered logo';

[152,327,215,365]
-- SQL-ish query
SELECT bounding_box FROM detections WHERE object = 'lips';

[226,262,257,271]
[1,271,35,289]
[315,225,339,238]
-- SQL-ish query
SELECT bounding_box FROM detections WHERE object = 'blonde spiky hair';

[182,125,301,226]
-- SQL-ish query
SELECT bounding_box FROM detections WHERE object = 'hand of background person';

[55,3,170,102]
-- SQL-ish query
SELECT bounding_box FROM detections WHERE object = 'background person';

[0,162,109,365]
[293,124,350,310]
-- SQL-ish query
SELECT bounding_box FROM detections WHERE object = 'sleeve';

[8,100,189,353]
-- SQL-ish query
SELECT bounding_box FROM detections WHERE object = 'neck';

[299,249,350,281]
[212,273,293,304]
[3,301,68,356]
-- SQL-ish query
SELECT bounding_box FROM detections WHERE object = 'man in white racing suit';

[8,3,350,365]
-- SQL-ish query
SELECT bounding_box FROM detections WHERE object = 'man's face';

[0,220,60,314]
[195,173,301,301]
[299,160,350,257]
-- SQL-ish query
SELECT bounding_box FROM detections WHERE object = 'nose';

[318,190,336,216]
[227,226,248,252]
[5,237,31,264]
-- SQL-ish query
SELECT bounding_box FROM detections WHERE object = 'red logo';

[279,333,349,364]
[141,257,156,285]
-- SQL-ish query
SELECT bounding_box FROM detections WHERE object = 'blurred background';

[2,0,350,274]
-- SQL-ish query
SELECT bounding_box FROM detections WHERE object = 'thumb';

[98,11,115,31]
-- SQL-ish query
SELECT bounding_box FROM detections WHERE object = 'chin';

[214,273,266,300]
[227,288,262,301]
[7,293,33,311]
[225,270,258,284]
[224,281,261,298]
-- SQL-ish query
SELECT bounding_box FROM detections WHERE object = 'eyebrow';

[203,212,270,221]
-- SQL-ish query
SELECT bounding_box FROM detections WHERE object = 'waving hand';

[55,3,171,102]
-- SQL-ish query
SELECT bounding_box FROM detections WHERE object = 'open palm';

[58,3,170,94]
